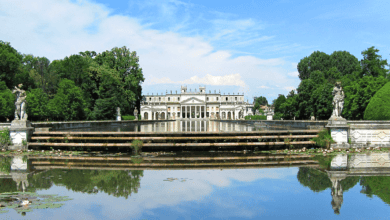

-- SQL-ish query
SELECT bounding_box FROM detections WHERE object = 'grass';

[311,129,334,148]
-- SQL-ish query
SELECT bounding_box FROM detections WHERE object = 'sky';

[0,0,389,103]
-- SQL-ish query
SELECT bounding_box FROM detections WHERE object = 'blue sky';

[0,0,389,103]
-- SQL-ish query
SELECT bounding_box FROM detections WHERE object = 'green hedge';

[364,82,390,120]
[122,115,141,120]
[245,115,267,120]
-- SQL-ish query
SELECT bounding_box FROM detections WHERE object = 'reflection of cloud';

[96,168,297,219]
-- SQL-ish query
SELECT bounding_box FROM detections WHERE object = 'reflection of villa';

[140,86,253,120]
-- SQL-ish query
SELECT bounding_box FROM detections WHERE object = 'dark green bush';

[364,82,390,120]
[122,115,141,120]
[312,129,334,148]
[245,115,267,120]
[0,128,11,147]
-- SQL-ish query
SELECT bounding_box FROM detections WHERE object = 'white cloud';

[287,71,299,77]
[0,0,299,100]
[257,85,270,89]
[284,86,296,91]
[149,73,246,87]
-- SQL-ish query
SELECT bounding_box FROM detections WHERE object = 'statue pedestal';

[116,115,121,121]
[326,117,350,149]
[9,120,34,151]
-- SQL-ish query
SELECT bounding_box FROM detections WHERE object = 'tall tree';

[95,47,144,115]
[0,81,15,121]
[0,41,22,89]
[360,46,389,78]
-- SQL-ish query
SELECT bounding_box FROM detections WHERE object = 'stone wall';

[31,120,150,131]
[0,123,11,130]
[233,120,328,129]
[329,121,390,148]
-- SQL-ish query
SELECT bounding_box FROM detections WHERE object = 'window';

[216,97,219,101]
[235,97,237,101]
[159,97,161,101]
[168,97,170,101]
[207,97,209,101]
[226,97,228,101]
[178,97,180,101]
[149,97,151,101]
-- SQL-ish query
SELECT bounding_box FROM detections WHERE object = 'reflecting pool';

[55,120,276,132]
[1,152,390,219]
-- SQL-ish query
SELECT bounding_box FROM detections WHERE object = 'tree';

[297,51,331,80]
[297,167,332,192]
[254,96,268,111]
[0,81,15,121]
[360,46,389,78]
[364,81,390,120]
[343,76,388,120]
[47,79,86,121]
[280,90,298,120]
[273,95,286,115]
[0,41,23,89]
[89,63,127,120]
[26,88,49,121]
[94,46,144,115]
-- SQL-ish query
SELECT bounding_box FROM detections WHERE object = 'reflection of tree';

[360,176,390,205]
[0,179,17,193]
[297,168,360,193]
[28,170,143,199]
[0,157,12,174]
[297,167,332,192]
[340,177,359,192]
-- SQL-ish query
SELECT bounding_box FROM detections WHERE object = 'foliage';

[272,95,286,114]
[0,40,144,121]
[277,47,389,120]
[47,79,86,121]
[364,81,390,120]
[0,81,15,121]
[0,128,11,147]
[360,176,390,205]
[131,140,143,153]
[253,96,268,111]
[122,115,141,120]
[0,156,12,174]
[244,115,267,120]
[343,76,388,120]
[28,169,143,199]
[26,88,49,121]
[0,41,23,88]
[297,167,332,192]
[312,129,334,148]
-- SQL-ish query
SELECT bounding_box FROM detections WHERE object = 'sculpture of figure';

[134,107,138,120]
[12,84,27,120]
[255,109,260,116]
[331,82,345,118]
[117,107,121,116]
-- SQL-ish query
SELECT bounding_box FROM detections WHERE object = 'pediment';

[180,97,205,104]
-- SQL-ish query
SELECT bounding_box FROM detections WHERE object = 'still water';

[1,152,390,219]
[54,120,268,132]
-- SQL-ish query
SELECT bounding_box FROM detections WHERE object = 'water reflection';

[1,153,390,218]
[58,120,258,132]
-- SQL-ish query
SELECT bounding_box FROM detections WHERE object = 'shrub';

[0,128,11,147]
[245,115,267,120]
[311,129,334,148]
[364,81,390,120]
[131,140,143,153]
[122,115,141,120]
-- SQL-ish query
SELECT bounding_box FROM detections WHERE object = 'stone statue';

[12,84,27,120]
[117,107,121,116]
[331,82,345,118]
[255,109,260,116]
[134,107,138,120]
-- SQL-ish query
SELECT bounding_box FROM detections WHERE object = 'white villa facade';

[140,86,253,120]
